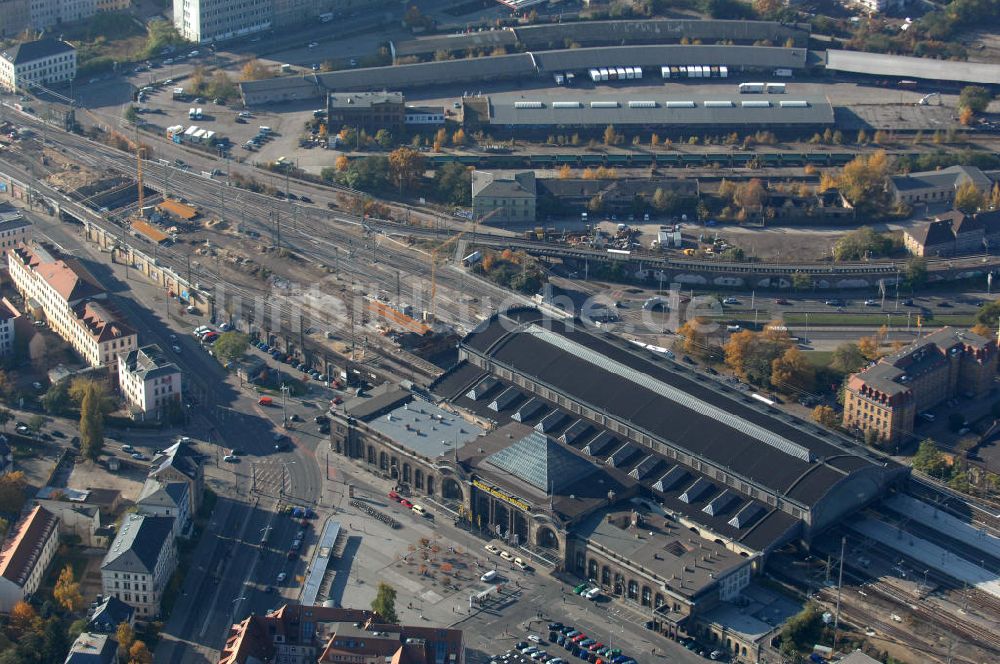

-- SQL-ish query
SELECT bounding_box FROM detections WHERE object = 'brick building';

[843,327,997,446]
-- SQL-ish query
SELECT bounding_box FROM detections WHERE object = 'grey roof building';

[0,38,74,65]
[101,514,174,576]
[149,441,203,511]
[826,49,1000,85]
[65,632,117,664]
[87,596,134,633]
[890,165,993,206]
[472,171,537,225]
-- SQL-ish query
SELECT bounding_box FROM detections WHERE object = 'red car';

[388,491,402,502]
[332,396,344,405]
[571,634,588,643]
[400,499,414,509]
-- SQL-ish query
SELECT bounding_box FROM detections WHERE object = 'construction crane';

[79,106,147,218]
[429,226,468,323]
[428,208,502,322]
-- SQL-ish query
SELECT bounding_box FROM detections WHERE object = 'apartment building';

[0,299,21,358]
[0,206,33,249]
[173,0,271,43]
[148,441,204,512]
[7,244,137,368]
[843,327,997,445]
[100,514,176,618]
[0,505,60,613]
[0,38,76,93]
[0,0,31,39]
[136,478,191,537]
[117,344,182,419]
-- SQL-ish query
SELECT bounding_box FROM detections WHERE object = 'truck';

[773,68,793,77]
[281,63,293,73]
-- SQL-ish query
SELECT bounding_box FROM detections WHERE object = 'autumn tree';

[387,146,425,193]
[603,124,618,146]
[812,405,840,428]
[129,640,153,664]
[959,106,975,126]
[452,128,466,146]
[334,155,349,172]
[676,317,721,360]
[10,601,38,636]
[117,622,135,659]
[771,347,816,394]
[733,179,767,212]
[954,180,986,214]
[558,164,572,179]
[240,59,273,81]
[836,151,891,214]
[54,564,84,612]
[724,330,789,385]
[858,335,881,361]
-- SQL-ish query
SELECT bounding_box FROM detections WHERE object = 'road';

[20,203,325,661]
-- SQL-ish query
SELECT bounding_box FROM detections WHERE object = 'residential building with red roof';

[219,605,464,664]
[6,243,137,368]
[0,505,59,612]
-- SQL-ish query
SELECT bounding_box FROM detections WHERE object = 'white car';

[514,557,530,571]
[277,572,287,582]
[223,454,237,462]
[484,544,500,555]
[584,587,601,600]
[499,550,514,561]
[308,41,318,48]
[722,297,740,305]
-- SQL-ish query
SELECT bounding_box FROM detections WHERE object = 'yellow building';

[843,327,997,446]
[6,244,137,368]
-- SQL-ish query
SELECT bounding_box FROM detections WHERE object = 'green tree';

[974,299,1000,329]
[781,603,824,653]
[432,162,471,206]
[830,342,866,374]
[214,331,249,364]
[208,71,237,100]
[79,382,105,461]
[42,380,71,415]
[27,414,44,434]
[791,272,812,291]
[124,105,139,125]
[0,471,27,513]
[771,347,815,394]
[912,439,949,478]
[0,407,11,431]
[833,227,892,261]
[959,85,992,114]
[904,256,927,287]
[371,582,398,623]
[374,129,393,149]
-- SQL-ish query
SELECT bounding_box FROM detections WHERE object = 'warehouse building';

[471,94,833,135]
[388,20,809,62]
[329,308,904,660]
[825,49,1000,86]
[241,44,807,105]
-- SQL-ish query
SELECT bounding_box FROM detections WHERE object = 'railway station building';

[329,308,905,660]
